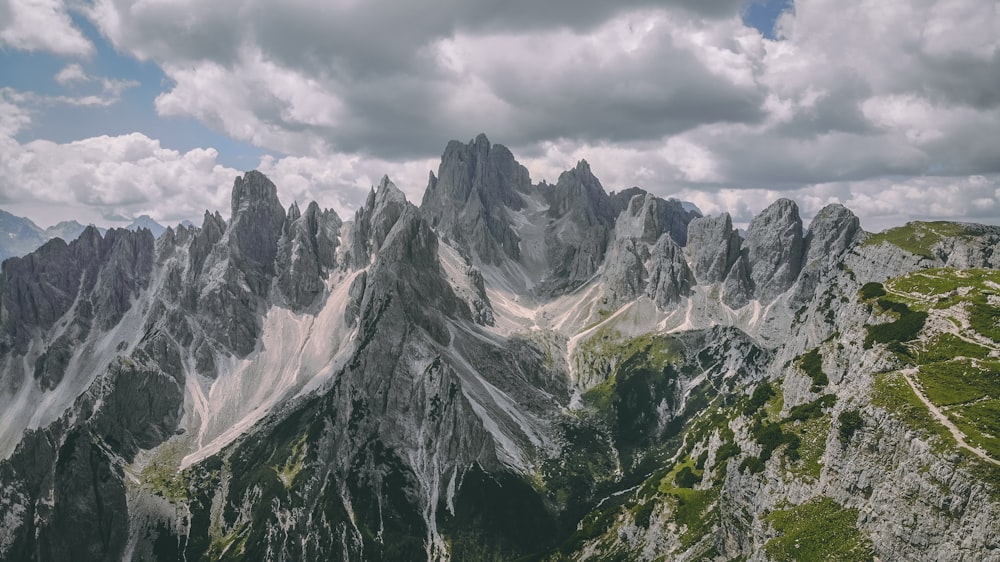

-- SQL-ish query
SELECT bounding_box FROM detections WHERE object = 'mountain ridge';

[1,134,999,561]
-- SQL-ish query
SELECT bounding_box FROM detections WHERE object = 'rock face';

[537,160,616,295]
[687,213,742,284]
[277,200,342,309]
[602,192,698,308]
[2,139,1000,562]
[0,226,154,357]
[420,134,529,265]
[611,189,697,246]
[791,204,862,304]
[745,198,805,302]
[645,235,695,308]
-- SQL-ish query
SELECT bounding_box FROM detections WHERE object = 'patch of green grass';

[862,221,974,259]
[917,359,1000,406]
[864,300,927,350]
[140,437,190,501]
[744,382,776,416]
[669,487,718,548]
[915,333,990,364]
[859,282,886,300]
[871,372,951,448]
[785,415,830,480]
[969,301,1000,343]
[786,394,837,423]
[712,441,741,480]
[798,348,829,390]
[740,456,766,474]
[951,399,1000,459]
[764,497,874,562]
[764,385,785,421]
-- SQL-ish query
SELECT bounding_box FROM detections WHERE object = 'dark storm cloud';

[92,0,762,160]
[0,0,981,232]
[916,52,1000,110]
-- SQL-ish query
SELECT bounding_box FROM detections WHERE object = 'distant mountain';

[0,211,169,265]
[44,220,101,242]
[0,212,112,263]
[1,135,999,561]
[125,215,167,238]
[0,210,47,262]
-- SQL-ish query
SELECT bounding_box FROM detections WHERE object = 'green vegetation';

[670,487,718,548]
[969,300,1000,342]
[869,268,1000,463]
[862,221,974,259]
[786,415,831,480]
[745,382,776,416]
[917,359,1000,406]
[140,437,190,501]
[915,333,990,364]
[674,466,700,488]
[864,299,927,350]
[713,442,741,476]
[871,372,951,448]
[740,457,766,474]
[953,400,1000,459]
[838,410,864,445]
[798,348,829,390]
[764,497,875,561]
[786,394,837,423]
[859,282,886,300]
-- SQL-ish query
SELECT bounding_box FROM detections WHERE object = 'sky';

[0,0,998,233]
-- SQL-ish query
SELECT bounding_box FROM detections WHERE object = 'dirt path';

[899,368,1000,467]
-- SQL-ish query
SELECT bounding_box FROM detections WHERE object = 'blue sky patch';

[742,0,794,40]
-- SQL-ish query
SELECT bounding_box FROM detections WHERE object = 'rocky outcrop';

[0,226,154,358]
[746,198,804,302]
[645,235,695,308]
[723,252,754,309]
[686,213,742,284]
[611,189,697,246]
[792,204,862,304]
[420,134,529,265]
[277,201,342,309]
[183,171,286,358]
[344,176,409,268]
[602,192,696,308]
[538,160,616,295]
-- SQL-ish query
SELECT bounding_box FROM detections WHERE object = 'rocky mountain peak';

[804,203,861,265]
[344,176,411,268]
[420,134,529,265]
[286,201,301,223]
[613,190,697,246]
[225,172,286,291]
[231,170,281,217]
[686,212,742,284]
[546,159,612,220]
[745,197,805,302]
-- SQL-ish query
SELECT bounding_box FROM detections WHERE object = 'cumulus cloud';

[3,0,999,231]
[0,0,93,56]
[85,1,763,159]
[80,0,1000,192]
[55,63,88,85]
[0,90,429,228]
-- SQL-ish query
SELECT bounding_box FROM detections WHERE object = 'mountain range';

[0,212,168,262]
[1,134,998,561]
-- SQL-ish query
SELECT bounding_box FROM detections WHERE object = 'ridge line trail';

[884,281,999,352]
[898,367,1000,467]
